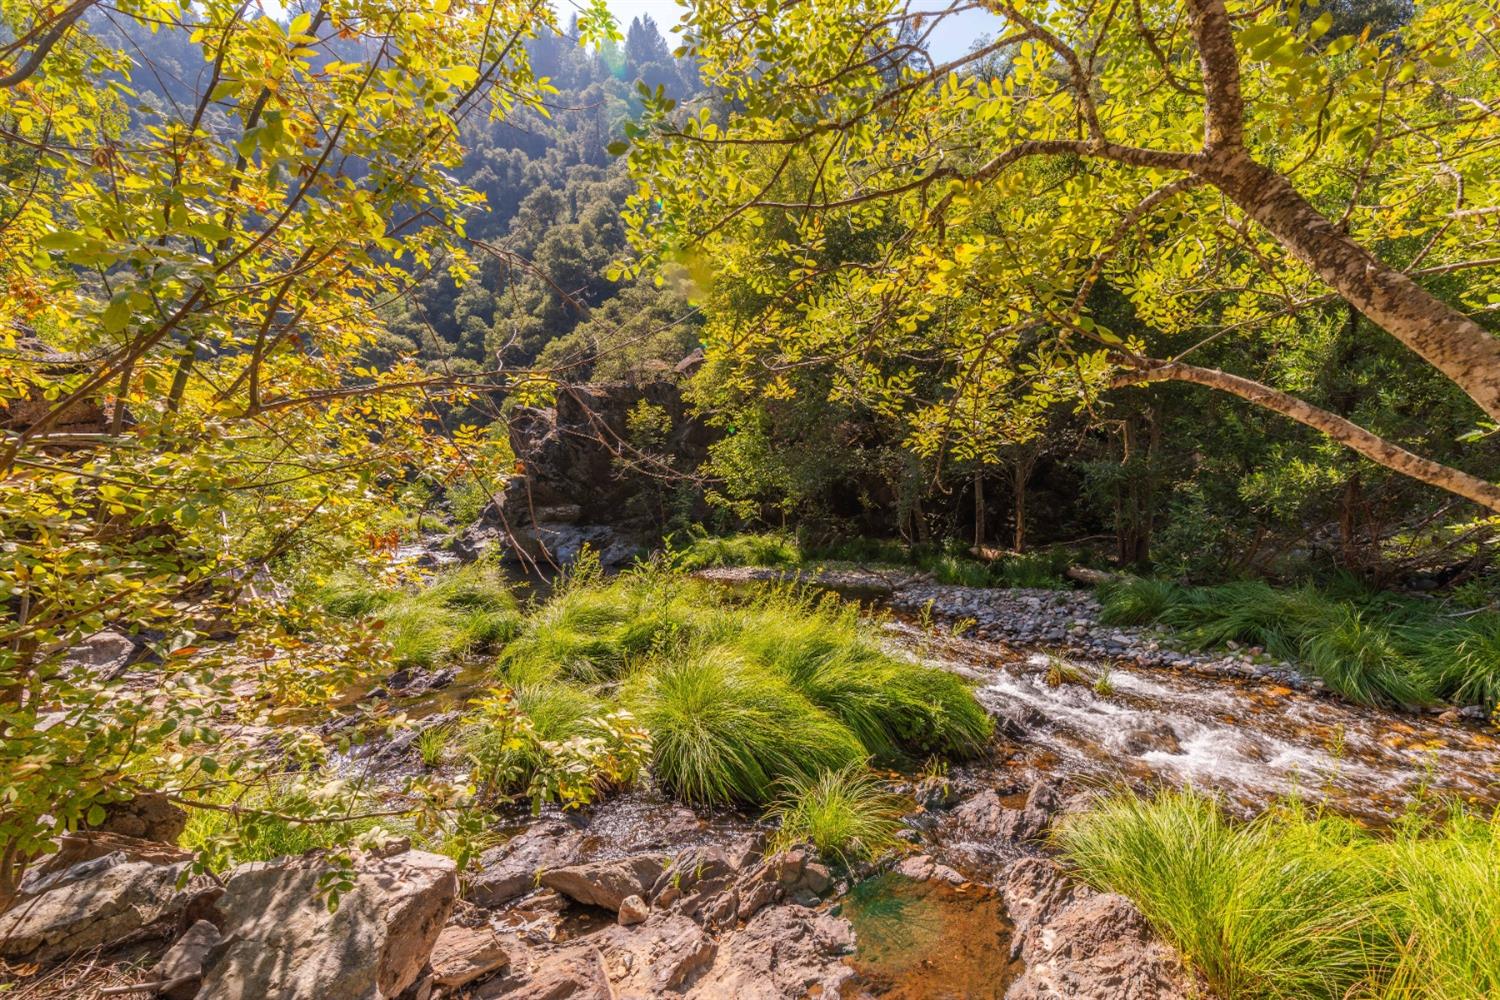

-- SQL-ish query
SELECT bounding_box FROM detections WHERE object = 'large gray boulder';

[0,852,196,963]
[195,848,456,1000]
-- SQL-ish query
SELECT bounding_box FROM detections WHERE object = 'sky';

[560,0,1006,63]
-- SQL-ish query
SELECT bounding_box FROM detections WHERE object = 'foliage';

[767,765,908,868]
[322,564,521,668]
[1057,789,1500,1000]
[179,779,383,872]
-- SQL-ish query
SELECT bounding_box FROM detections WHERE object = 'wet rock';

[471,822,587,908]
[0,852,196,963]
[92,792,188,844]
[893,854,966,885]
[687,905,855,999]
[388,666,458,697]
[617,894,649,926]
[540,855,666,913]
[1003,856,1193,1000]
[428,923,515,989]
[148,919,220,1000]
[197,848,456,1000]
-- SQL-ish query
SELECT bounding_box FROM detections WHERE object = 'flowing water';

[891,623,1500,823]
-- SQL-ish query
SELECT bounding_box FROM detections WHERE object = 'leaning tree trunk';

[1118,359,1500,513]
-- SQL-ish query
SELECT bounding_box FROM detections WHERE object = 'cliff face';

[460,381,713,567]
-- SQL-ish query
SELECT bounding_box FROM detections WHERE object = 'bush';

[767,765,907,867]
[1057,790,1500,1000]
[1406,613,1500,717]
[181,781,380,869]
[627,650,865,805]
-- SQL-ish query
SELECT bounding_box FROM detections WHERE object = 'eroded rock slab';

[0,852,195,963]
[471,822,587,908]
[540,855,666,913]
[687,905,855,999]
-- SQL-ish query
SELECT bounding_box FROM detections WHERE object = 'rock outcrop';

[195,847,456,1000]
[1002,856,1196,1000]
[458,381,712,567]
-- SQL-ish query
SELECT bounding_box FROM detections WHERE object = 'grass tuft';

[767,764,908,867]
[1057,789,1500,1000]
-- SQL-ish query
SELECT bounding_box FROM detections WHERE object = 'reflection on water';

[843,873,1022,999]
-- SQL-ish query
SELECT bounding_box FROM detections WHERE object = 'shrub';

[626,651,864,805]
[317,565,520,667]
[1057,790,1500,1000]
[1300,606,1434,708]
[767,765,908,867]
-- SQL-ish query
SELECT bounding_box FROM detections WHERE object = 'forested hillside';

[3,1,1499,997]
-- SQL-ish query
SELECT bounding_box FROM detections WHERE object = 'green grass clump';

[491,564,992,806]
[1404,613,1500,716]
[316,564,521,668]
[672,530,803,570]
[1057,790,1500,1000]
[1098,576,1188,626]
[627,651,864,805]
[767,765,907,867]
[181,782,379,869]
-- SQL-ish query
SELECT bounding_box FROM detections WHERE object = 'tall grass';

[181,781,379,869]
[500,566,992,805]
[767,765,907,867]
[626,651,864,805]
[318,564,521,667]
[1095,576,1500,713]
[671,531,803,570]
[1057,790,1500,1000]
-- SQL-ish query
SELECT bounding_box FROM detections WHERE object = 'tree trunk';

[1118,359,1500,513]
[973,471,985,548]
[1202,151,1500,423]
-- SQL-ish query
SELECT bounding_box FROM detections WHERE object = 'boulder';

[1003,856,1194,1000]
[0,853,196,963]
[470,822,587,908]
[93,792,188,844]
[892,854,966,885]
[594,913,717,993]
[62,629,141,677]
[951,779,1063,846]
[196,848,456,1000]
[16,832,190,900]
[540,855,665,913]
[428,924,516,990]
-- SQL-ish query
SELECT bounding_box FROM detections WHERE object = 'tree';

[618,0,1500,512]
[0,0,618,903]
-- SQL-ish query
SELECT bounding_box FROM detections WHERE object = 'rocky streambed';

[10,569,1500,999]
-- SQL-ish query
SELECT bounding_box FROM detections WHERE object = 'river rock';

[893,854,966,885]
[470,821,587,908]
[617,894,650,926]
[1119,721,1182,755]
[0,852,196,963]
[540,855,666,912]
[484,946,614,1000]
[15,832,191,900]
[1003,856,1194,1000]
[687,905,855,999]
[196,847,456,1000]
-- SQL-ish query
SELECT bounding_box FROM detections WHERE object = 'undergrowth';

[1057,789,1500,1000]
